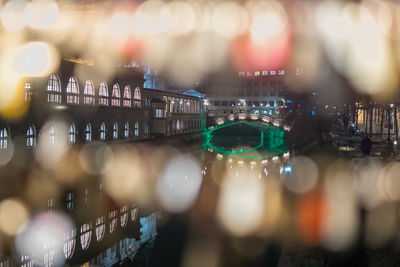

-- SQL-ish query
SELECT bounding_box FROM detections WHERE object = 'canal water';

[148,122,290,267]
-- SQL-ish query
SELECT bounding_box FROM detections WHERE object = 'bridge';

[205,114,290,160]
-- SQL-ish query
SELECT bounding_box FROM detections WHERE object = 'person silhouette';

[360,134,372,156]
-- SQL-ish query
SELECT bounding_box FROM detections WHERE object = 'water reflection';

[205,121,289,159]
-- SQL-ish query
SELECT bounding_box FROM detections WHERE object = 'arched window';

[109,210,117,233]
[48,198,54,213]
[66,77,79,104]
[80,223,92,250]
[131,204,138,222]
[0,258,11,267]
[177,120,180,131]
[26,125,36,148]
[98,82,109,106]
[134,121,139,136]
[46,74,61,103]
[113,122,118,139]
[120,205,128,228]
[123,85,131,107]
[100,123,106,141]
[25,82,32,101]
[84,187,89,204]
[83,80,95,105]
[63,228,76,260]
[65,192,74,212]
[21,255,34,267]
[43,241,56,267]
[85,123,92,142]
[68,124,76,144]
[133,87,141,108]
[49,124,56,144]
[0,127,9,149]
[111,83,121,106]
[124,122,129,138]
[95,216,105,242]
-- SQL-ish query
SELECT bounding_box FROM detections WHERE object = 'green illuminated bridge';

[205,121,289,159]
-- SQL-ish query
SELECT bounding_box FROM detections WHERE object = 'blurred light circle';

[0,198,28,235]
[133,0,171,36]
[211,2,249,39]
[29,0,59,30]
[35,120,69,169]
[217,175,265,236]
[284,156,318,194]
[1,0,32,31]
[156,154,202,213]
[15,212,73,267]
[354,158,384,208]
[78,142,114,175]
[11,42,60,77]
[167,1,197,36]
[380,162,400,201]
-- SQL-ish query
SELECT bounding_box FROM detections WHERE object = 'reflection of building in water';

[204,69,289,117]
[0,60,204,266]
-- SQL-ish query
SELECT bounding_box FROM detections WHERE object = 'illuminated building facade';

[204,69,287,118]
[0,60,204,267]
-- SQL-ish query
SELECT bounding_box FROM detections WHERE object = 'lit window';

[155,109,165,118]
[98,82,109,106]
[238,72,244,77]
[133,87,141,108]
[83,80,95,105]
[25,82,32,101]
[113,122,118,139]
[144,122,149,135]
[49,125,56,145]
[254,71,260,76]
[85,123,92,142]
[262,70,268,76]
[66,77,79,104]
[120,205,128,228]
[66,192,74,212]
[123,85,131,107]
[270,70,276,75]
[21,255,34,267]
[68,124,76,144]
[109,210,117,233]
[47,74,61,103]
[80,223,92,250]
[124,122,129,138]
[84,187,89,204]
[278,69,285,75]
[0,128,9,149]
[43,241,56,267]
[48,198,54,213]
[100,123,106,141]
[0,258,10,267]
[134,121,139,136]
[26,125,36,148]
[95,216,105,242]
[131,204,138,222]
[111,83,121,106]
[63,228,76,259]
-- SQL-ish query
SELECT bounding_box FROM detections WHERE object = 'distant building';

[203,69,287,117]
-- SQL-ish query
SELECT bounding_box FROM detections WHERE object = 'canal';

[148,121,290,267]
